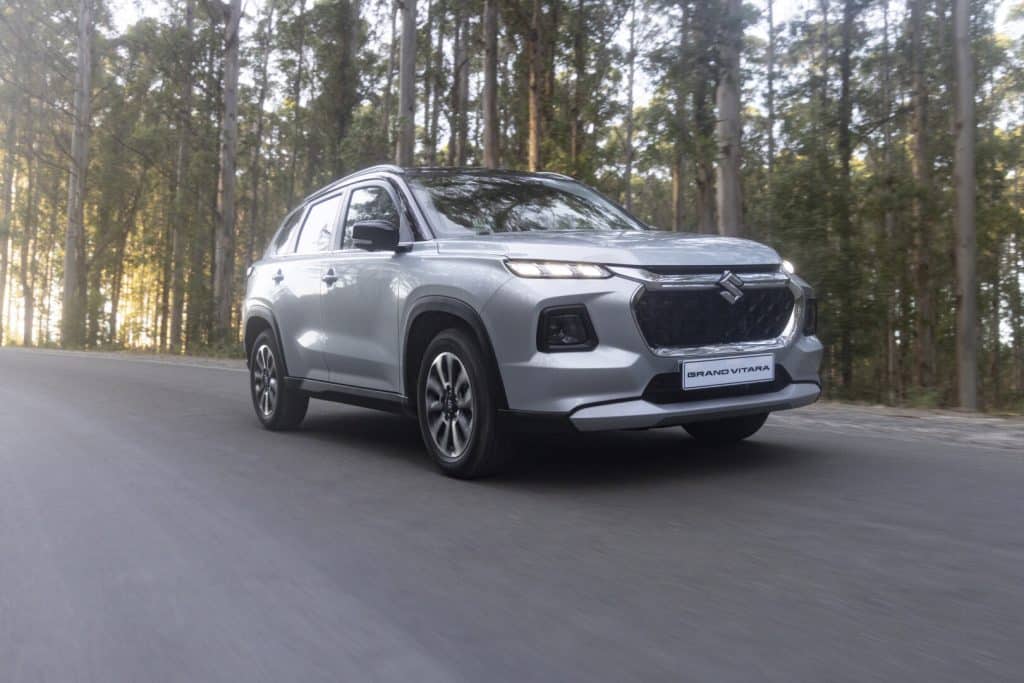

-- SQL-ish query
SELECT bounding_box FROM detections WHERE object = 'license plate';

[681,354,774,390]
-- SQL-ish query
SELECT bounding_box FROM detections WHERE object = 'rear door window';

[295,194,344,254]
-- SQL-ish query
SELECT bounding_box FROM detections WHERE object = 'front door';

[320,183,405,392]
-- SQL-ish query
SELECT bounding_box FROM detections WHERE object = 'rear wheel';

[682,412,768,444]
[416,328,506,478]
[250,330,308,430]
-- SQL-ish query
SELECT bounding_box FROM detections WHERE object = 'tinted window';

[270,208,304,255]
[342,186,399,250]
[408,174,645,236]
[295,194,343,254]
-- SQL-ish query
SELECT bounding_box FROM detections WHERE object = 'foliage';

[0,0,1021,409]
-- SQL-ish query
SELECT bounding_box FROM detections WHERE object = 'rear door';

[272,192,345,382]
[320,183,407,392]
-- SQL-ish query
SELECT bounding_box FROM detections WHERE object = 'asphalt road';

[1,348,1023,682]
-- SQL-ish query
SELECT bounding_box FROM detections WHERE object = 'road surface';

[1,348,1022,682]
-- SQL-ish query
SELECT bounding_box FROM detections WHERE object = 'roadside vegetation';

[0,0,1022,411]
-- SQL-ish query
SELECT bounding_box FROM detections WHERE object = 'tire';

[683,412,768,444]
[416,328,506,479]
[250,330,308,430]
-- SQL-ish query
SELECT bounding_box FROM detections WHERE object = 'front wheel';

[682,412,768,444]
[250,330,308,430]
[416,328,506,479]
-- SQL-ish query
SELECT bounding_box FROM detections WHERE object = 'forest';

[0,0,1021,410]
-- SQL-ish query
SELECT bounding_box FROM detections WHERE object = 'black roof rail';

[300,164,407,204]
[345,164,406,178]
[299,165,579,206]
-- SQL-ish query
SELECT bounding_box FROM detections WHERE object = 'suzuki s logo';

[717,271,745,304]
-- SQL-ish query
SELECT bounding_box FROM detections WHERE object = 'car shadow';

[298,407,434,472]
[496,428,810,489]
[297,405,812,487]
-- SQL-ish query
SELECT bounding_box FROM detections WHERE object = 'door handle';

[272,269,284,284]
[321,268,338,286]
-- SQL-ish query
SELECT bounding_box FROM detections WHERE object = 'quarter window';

[295,194,343,254]
[270,208,304,256]
[342,187,399,250]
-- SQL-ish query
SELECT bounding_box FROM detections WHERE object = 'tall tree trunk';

[158,220,172,350]
[428,5,446,165]
[909,0,935,390]
[20,131,36,347]
[287,0,307,208]
[692,0,715,234]
[835,0,856,391]
[396,0,417,165]
[423,0,434,156]
[952,0,977,409]
[383,1,397,153]
[671,4,689,232]
[482,0,499,168]
[623,0,636,210]
[1011,224,1024,397]
[715,0,743,237]
[110,176,145,345]
[881,0,899,402]
[527,0,543,171]
[247,2,274,267]
[170,0,195,354]
[212,0,242,344]
[765,0,775,240]
[0,67,17,346]
[449,10,469,165]
[569,0,586,174]
[62,0,93,348]
[42,175,59,345]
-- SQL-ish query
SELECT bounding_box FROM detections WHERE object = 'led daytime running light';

[506,260,611,279]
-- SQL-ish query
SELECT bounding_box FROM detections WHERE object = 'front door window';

[341,187,399,250]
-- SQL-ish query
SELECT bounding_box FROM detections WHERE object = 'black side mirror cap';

[351,219,400,252]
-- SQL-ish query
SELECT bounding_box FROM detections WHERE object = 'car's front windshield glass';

[408,173,646,236]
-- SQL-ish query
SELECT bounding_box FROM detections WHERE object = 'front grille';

[642,264,780,276]
[643,366,792,405]
[634,286,795,348]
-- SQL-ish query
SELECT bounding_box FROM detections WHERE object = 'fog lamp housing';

[803,298,818,336]
[538,305,598,352]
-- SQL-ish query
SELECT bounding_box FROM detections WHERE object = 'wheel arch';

[244,306,290,376]
[403,296,509,412]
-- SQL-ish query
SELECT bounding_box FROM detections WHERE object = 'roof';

[347,165,574,181]
[301,165,576,205]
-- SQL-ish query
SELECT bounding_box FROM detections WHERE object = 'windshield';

[408,174,646,236]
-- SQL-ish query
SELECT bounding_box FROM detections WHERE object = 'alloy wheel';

[424,351,475,461]
[252,344,278,418]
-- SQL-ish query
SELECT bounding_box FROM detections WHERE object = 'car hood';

[433,231,781,268]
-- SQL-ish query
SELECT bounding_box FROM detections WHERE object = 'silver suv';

[243,166,822,478]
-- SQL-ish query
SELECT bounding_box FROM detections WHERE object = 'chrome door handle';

[272,269,284,284]
[321,268,338,286]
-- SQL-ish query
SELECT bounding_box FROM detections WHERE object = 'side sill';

[288,378,411,415]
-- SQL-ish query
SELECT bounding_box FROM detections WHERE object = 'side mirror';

[351,219,399,252]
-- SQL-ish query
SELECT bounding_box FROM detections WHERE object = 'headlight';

[781,259,795,275]
[506,260,612,279]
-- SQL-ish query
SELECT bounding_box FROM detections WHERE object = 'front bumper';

[569,382,820,431]
[481,270,823,430]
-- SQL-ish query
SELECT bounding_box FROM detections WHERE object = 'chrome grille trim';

[609,266,790,291]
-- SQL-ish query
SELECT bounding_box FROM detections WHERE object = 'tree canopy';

[0,0,1022,410]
